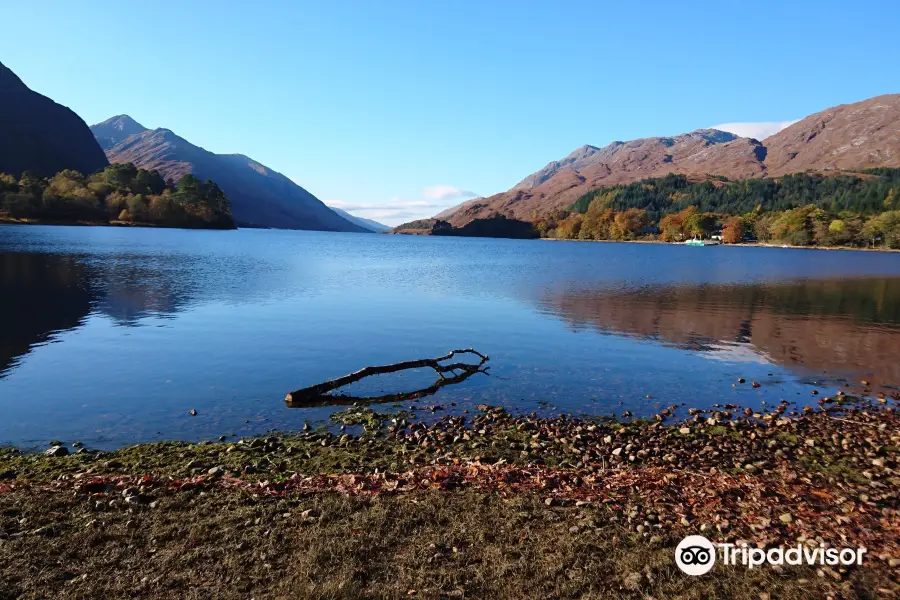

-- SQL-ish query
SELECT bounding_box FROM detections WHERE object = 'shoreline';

[2,399,897,598]
[540,236,900,253]
[0,217,236,230]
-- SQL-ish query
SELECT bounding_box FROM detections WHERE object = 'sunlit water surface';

[2,225,900,448]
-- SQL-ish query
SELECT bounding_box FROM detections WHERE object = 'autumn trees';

[540,170,900,248]
[0,164,235,229]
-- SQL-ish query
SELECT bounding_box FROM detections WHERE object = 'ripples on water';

[2,224,900,448]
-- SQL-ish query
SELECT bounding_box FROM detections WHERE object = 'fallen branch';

[285,349,489,406]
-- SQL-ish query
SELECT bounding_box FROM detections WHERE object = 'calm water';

[2,224,900,449]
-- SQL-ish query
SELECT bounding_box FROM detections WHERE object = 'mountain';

[439,94,900,226]
[328,207,390,232]
[91,116,368,232]
[763,94,900,175]
[90,114,147,149]
[0,61,108,178]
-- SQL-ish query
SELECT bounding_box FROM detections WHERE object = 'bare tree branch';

[284,348,489,406]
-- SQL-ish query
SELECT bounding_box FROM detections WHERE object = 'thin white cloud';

[327,185,480,226]
[422,185,477,201]
[327,197,458,227]
[712,120,799,141]
[328,198,449,212]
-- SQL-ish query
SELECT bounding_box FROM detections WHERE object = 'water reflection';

[0,253,94,376]
[540,278,900,385]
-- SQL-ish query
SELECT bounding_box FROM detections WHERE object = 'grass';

[1,403,897,599]
[0,488,884,600]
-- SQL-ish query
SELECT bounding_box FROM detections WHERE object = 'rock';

[121,487,140,498]
[779,513,793,524]
[189,409,198,416]
[872,458,885,468]
[185,460,204,470]
[679,427,690,435]
[752,382,761,388]
[612,447,623,456]
[45,446,68,457]
[207,466,225,477]
[737,378,746,384]
[804,439,815,447]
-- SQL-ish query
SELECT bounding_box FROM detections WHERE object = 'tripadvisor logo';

[675,535,868,575]
[676,535,716,575]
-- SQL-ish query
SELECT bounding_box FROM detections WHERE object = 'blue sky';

[2,1,898,224]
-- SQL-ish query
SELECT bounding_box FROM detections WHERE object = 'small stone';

[737,378,746,384]
[207,466,225,477]
[612,447,623,457]
[544,497,557,506]
[888,558,899,568]
[45,446,68,457]
[779,513,793,524]
[679,427,690,435]
[872,458,885,468]
[188,409,198,416]
[804,439,815,447]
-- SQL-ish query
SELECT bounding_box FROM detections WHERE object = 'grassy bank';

[1,400,897,599]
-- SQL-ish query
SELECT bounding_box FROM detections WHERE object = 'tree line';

[0,163,235,229]
[537,170,900,248]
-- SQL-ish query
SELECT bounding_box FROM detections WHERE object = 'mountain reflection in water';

[540,278,900,386]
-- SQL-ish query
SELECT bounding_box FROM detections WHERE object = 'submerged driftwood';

[285,348,489,407]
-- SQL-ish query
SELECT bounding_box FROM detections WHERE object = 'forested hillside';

[542,170,900,248]
[0,163,235,229]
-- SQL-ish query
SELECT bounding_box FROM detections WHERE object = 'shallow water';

[2,224,900,448]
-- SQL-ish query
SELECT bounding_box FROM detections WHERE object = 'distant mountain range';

[328,207,390,232]
[0,61,108,178]
[91,115,368,232]
[438,94,900,226]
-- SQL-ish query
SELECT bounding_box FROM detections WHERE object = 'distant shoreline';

[0,216,235,230]
[391,228,900,252]
[539,236,900,253]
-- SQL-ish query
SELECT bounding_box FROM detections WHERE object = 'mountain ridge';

[439,94,900,226]
[0,61,108,178]
[329,207,390,232]
[91,117,368,232]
